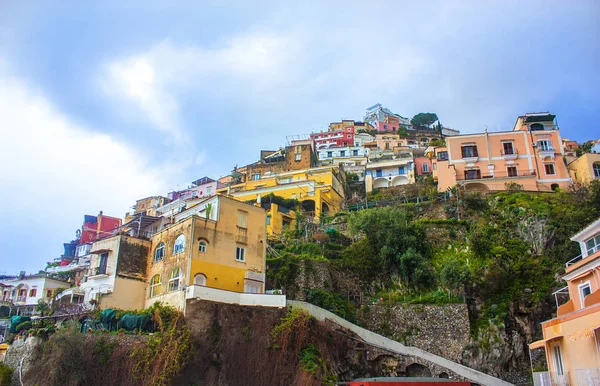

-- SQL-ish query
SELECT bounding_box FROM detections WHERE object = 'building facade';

[432,113,571,192]
[145,195,267,310]
[568,153,600,184]
[0,275,70,315]
[529,218,600,386]
[365,151,415,193]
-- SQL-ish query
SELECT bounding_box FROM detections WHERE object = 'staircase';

[287,300,514,386]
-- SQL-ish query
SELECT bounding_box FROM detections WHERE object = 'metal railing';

[501,148,519,156]
[532,371,569,386]
[455,169,536,181]
[566,254,584,267]
[575,368,600,385]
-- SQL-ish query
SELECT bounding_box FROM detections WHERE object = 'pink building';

[414,156,433,176]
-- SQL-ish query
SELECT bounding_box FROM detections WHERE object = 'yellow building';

[568,153,600,184]
[529,217,600,386]
[217,166,345,231]
[144,195,267,310]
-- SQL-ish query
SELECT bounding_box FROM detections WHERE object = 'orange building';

[432,112,571,192]
[529,217,600,386]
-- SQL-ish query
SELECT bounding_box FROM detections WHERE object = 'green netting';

[117,314,153,332]
[99,309,117,331]
[9,315,31,333]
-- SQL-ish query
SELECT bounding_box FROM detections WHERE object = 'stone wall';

[358,303,470,363]
[116,237,149,281]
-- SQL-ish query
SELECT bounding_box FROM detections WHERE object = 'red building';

[311,124,355,150]
[79,211,121,244]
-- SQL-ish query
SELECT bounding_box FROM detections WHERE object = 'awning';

[529,340,545,350]
[89,248,112,254]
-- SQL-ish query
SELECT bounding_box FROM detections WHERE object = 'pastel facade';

[568,153,600,184]
[365,155,415,193]
[432,113,571,192]
[79,234,150,310]
[168,177,225,201]
[530,218,600,386]
[414,156,433,176]
[133,196,171,217]
[218,166,345,223]
[145,195,267,310]
[0,275,70,315]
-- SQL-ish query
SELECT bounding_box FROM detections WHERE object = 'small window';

[437,151,448,161]
[593,163,600,178]
[149,274,162,297]
[552,343,564,376]
[199,241,207,253]
[502,142,515,155]
[206,187,212,195]
[579,282,592,308]
[340,150,346,157]
[29,289,37,297]
[461,145,478,158]
[538,140,552,151]
[237,210,248,228]
[422,163,429,172]
[266,215,271,225]
[544,163,556,175]
[154,242,165,262]
[46,290,52,298]
[194,273,207,286]
[507,166,518,177]
[252,174,260,181]
[236,247,246,262]
[173,235,186,254]
[291,193,297,199]
[433,163,437,170]
[168,268,181,292]
[327,151,333,157]
[295,154,302,161]
[353,150,359,156]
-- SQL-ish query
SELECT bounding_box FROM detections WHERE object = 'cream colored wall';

[569,153,600,184]
[100,277,146,310]
[90,236,121,276]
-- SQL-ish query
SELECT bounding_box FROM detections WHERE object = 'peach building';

[432,112,572,192]
[529,217,600,386]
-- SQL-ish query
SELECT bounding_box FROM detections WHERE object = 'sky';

[0,1,599,275]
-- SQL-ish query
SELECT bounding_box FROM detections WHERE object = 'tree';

[410,113,439,129]
[35,299,50,317]
[398,126,408,138]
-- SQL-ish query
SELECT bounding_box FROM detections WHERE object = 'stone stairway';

[287,300,514,386]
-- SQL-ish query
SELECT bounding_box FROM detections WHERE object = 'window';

[544,163,556,175]
[295,154,302,161]
[198,241,207,253]
[398,166,406,175]
[594,163,600,178]
[347,134,351,138]
[502,142,514,155]
[585,234,600,255]
[237,210,248,228]
[465,170,481,180]
[507,166,518,177]
[149,274,162,297]
[385,142,390,150]
[99,253,108,275]
[154,242,165,262]
[461,145,478,158]
[376,169,382,177]
[552,343,564,376]
[252,174,260,181]
[29,289,37,298]
[168,268,181,292]
[530,123,544,131]
[236,247,246,262]
[537,140,552,151]
[579,282,592,308]
[266,215,271,225]
[291,193,297,200]
[437,151,448,161]
[327,151,333,157]
[340,150,346,157]
[422,163,429,172]
[46,290,52,298]
[206,187,212,195]
[173,234,186,254]
[433,163,437,170]
[244,283,261,293]
[353,150,359,156]
[194,273,207,286]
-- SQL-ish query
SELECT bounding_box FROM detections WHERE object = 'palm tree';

[35,299,50,317]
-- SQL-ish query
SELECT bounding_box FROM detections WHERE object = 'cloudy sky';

[0,1,599,274]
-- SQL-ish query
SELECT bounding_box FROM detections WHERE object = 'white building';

[365,152,416,193]
[0,275,70,315]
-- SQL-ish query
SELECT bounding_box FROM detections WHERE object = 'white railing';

[185,285,285,307]
[533,371,569,386]
[566,254,584,267]
[575,368,600,385]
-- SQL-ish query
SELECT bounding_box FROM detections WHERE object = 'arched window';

[154,242,165,262]
[198,241,207,253]
[530,123,544,131]
[173,234,186,254]
[194,273,207,286]
[149,275,162,298]
[168,267,181,292]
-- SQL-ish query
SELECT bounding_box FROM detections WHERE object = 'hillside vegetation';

[266,180,600,380]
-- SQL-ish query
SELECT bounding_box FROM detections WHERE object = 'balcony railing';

[575,368,600,385]
[501,148,519,156]
[89,266,108,276]
[456,169,536,181]
[566,254,583,267]
[532,371,569,386]
[16,296,27,303]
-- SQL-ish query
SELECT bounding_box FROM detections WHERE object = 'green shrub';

[0,362,14,386]
[306,289,356,323]
[15,321,32,332]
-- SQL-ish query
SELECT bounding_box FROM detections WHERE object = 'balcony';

[532,371,568,386]
[236,227,248,244]
[88,266,109,278]
[565,248,600,274]
[501,148,519,160]
[16,296,27,303]
[455,169,537,181]
[575,368,600,385]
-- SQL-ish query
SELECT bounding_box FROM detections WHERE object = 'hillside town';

[2,104,600,386]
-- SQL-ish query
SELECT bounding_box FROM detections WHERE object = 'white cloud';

[0,67,176,273]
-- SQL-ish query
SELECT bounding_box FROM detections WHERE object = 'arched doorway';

[406,363,432,377]
[194,273,207,286]
[301,200,315,214]
[439,372,449,379]
[321,202,330,215]
[373,177,389,189]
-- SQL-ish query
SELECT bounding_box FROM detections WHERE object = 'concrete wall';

[100,277,146,310]
[186,285,286,307]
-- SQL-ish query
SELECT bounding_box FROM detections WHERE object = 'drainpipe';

[529,129,542,183]
[185,217,195,313]
[484,127,493,177]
